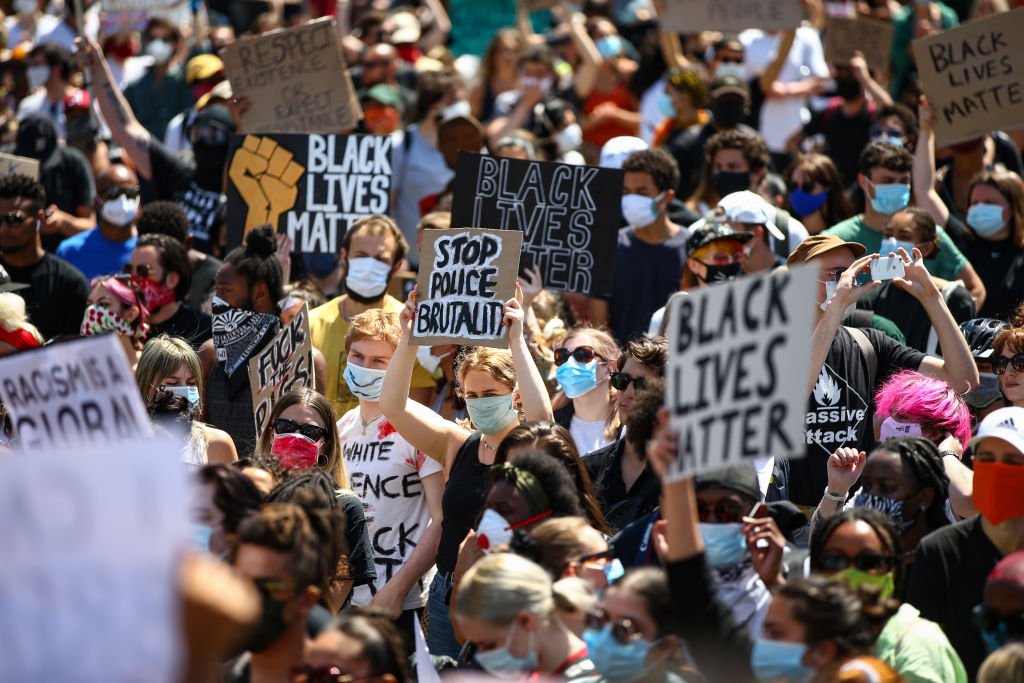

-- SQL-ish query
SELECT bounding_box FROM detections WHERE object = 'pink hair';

[92,276,149,321]
[874,370,972,448]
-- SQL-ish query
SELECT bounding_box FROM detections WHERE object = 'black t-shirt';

[337,488,376,588]
[188,253,222,311]
[148,141,225,253]
[2,252,89,340]
[148,304,213,350]
[962,236,1024,322]
[792,327,925,506]
[905,516,1003,682]
[436,432,492,575]
[40,147,97,254]
[857,281,975,353]
[610,226,688,345]
[803,99,875,186]
[585,438,660,533]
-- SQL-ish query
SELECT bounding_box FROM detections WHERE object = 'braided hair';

[876,436,950,532]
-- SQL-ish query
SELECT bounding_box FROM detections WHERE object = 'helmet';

[959,318,1009,359]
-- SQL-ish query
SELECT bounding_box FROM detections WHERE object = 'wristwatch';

[822,488,847,504]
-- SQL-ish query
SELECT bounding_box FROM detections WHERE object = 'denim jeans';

[427,572,462,660]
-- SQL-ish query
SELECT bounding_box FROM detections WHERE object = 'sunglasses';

[789,179,819,194]
[274,417,329,442]
[818,552,892,573]
[699,251,743,266]
[0,211,30,227]
[586,609,643,644]
[870,126,904,139]
[289,665,366,683]
[993,354,1024,376]
[697,499,747,524]
[123,263,154,278]
[553,345,606,367]
[610,372,647,391]
[719,56,743,64]
[101,186,141,201]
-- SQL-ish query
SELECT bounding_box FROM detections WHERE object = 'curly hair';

[691,129,770,207]
[225,224,284,304]
[619,335,668,375]
[622,148,682,194]
[810,508,904,588]
[786,153,856,228]
[0,173,46,211]
[136,200,189,243]
[487,450,585,520]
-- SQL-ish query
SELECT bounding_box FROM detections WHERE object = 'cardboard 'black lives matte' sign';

[450,152,623,297]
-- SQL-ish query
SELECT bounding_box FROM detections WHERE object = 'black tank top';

[436,432,492,575]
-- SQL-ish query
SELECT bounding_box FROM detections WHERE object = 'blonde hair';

[563,327,621,440]
[456,553,554,625]
[0,292,42,343]
[345,309,401,352]
[136,335,205,416]
[552,576,599,616]
[529,516,596,578]
[979,643,1024,683]
[255,388,349,489]
[455,346,517,395]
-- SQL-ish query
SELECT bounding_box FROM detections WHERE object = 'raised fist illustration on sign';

[228,135,305,233]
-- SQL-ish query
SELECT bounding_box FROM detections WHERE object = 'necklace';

[360,412,383,436]
[481,438,497,451]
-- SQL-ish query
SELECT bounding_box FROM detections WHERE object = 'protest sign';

[248,304,314,433]
[912,9,1024,145]
[824,16,894,76]
[221,18,361,135]
[0,152,40,180]
[663,0,804,32]
[451,152,621,297]
[102,0,191,26]
[0,437,186,682]
[412,228,523,347]
[664,264,817,480]
[226,133,392,256]
[0,334,152,450]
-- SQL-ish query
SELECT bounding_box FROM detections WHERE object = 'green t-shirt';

[875,603,967,683]
[823,215,968,280]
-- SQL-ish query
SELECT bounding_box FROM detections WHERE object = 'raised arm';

[566,10,601,100]
[758,29,797,96]
[850,52,893,108]
[419,0,451,51]
[912,97,950,228]
[505,282,553,422]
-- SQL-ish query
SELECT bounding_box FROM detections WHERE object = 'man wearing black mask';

[81,37,229,255]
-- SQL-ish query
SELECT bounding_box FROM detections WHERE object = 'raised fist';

[228,135,305,233]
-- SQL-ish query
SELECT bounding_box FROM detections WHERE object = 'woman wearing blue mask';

[785,154,855,235]
[554,327,622,456]
[962,172,1024,321]
[380,283,553,659]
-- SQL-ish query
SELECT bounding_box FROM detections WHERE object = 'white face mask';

[555,123,583,153]
[442,100,471,120]
[520,76,553,94]
[101,194,140,227]
[345,257,392,299]
[416,345,448,374]
[145,38,174,63]
[476,508,514,553]
[820,280,855,317]
[715,62,746,80]
[15,0,37,16]
[26,64,50,90]
[621,192,664,229]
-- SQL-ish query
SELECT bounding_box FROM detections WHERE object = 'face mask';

[211,296,281,377]
[104,39,137,61]
[716,62,746,80]
[967,203,1007,237]
[834,75,862,101]
[475,621,538,678]
[621,192,664,229]
[556,357,600,399]
[270,432,322,469]
[465,393,517,434]
[853,492,914,533]
[343,362,387,401]
[15,0,37,16]
[26,64,50,90]
[132,274,176,311]
[189,522,213,552]
[658,92,677,119]
[240,590,292,653]
[697,262,743,284]
[788,188,828,217]
[699,522,748,568]
[604,558,625,585]
[555,123,583,153]
[868,182,911,215]
[973,461,1024,525]
[520,76,553,94]
[145,38,174,64]
[713,170,751,198]
[834,567,896,601]
[880,236,916,259]
[750,639,813,683]
[596,35,624,60]
[364,107,399,134]
[81,304,134,337]
[442,100,471,119]
[873,135,904,148]
[101,194,140,227]
[476,508,514,552]
[416,345,446,374]
[345,257,392,300]
[879,416,923,440]
[711,98,746,129]
[583,625,651,681]
[164,385,200,415]
[192,140,229,190]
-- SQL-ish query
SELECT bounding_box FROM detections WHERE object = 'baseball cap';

[696,463,761,502]
[0,264,29,293]
[186,54,224,84]
[363,83,404,110]
[389,11,421,45]
[196,80,233,111]
[599,136,647,170]
[717,190,784,241]
[63,90,90,112]
[710,74,750,99]
[969,406,1024,454]
[686,220,753,256]
[786,234,867,266]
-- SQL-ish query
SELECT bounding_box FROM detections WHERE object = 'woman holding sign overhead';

[380,282,553,659]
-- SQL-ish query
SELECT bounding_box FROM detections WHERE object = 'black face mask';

[711,99,746,129]
[192,141,228,191]
[697,262,743,284]
[713,170,751,198]
[237,589,292,654]
[834,75,862,102]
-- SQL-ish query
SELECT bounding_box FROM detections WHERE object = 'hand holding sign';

[228,135,305,233]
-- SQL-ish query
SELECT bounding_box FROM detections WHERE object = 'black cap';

[14,113,59,167]
[686,220,753,257]
[696,463,761,502]
[711,74,750,99]
[0,264,29,293]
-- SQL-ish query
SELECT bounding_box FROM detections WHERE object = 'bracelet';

[822,488,847,504]
[940,450,962,461]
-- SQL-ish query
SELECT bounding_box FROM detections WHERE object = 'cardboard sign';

[450,152,622,297]
[226,133,392,256]
[102,0,191,26]
[221,18,361,135]
[0,152,40,180]
[412,228,523,347]
[824,16,895,76]
[0,335,152,450]
[663,0,804,32]
[248,304,314,434]
[912,9,1024,145]
[0,438,186,682]
[664,265,817,480]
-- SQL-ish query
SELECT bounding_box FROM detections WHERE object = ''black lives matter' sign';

[451,152,622,297]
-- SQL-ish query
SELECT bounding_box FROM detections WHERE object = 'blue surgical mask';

[596,35,624,60]
[343,362,387,401]
[699,522,748,568]
[621,192,665,229]
[967,202,1007,237]
[583,625,651,681]
[750,638,813,683]
[788,188,828,217]
[868,182,911,215]
[164,385,200,414]
[880,236,916,259]
[474,621,538,678]
[604,558,625,585]
[556,357,600,399]
[189,522,213,553]
[465,393,517,434]
[853,491,914,533]
[658,92,676,119]
[872,134,905,148]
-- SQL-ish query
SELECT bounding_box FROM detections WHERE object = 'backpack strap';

[845,326,877,391]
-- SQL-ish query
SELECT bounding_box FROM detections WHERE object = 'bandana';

[131,274,176,311]
[211,297,280,377]
[487,462,551,515]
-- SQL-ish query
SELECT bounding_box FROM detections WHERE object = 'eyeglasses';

[610,372,647,391]
[553,345,606,367]
[274,417,329,442]
[289,665,368,683]
[870,126,904,140]
[789,179,819,194]
[993,354,1024,376]
[0,211,30,227]
[697,499,747,524]
[586,609,643,644]
[101,186,141,201]
[123,263,153,278]
[818,552,892,573]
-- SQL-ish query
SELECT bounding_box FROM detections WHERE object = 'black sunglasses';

[697,499,747,524]
[585,609,642,644]
[274,417,329,442]
[870,126,904,139]
[818,552,892,573]
[789,179,818,194]
[0,211,30,227]
[719,57,743,64]
[610,372,647,391]
[123,263,153,278]
[553,345,606,367]
[993,354,1024,376]
[101,186,141,201]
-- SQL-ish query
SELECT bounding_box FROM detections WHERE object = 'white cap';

[389,11,421,44]
[969,406,1024,454]
[599,136,648,170]
[717,190,785,241]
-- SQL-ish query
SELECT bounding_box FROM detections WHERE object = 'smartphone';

[870,255,906,281]
[853,270,872,287]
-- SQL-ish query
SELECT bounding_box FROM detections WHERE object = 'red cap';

[63,90,90,111]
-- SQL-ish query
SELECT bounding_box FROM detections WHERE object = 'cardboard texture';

[664,264,817,481]
[912,9,1024,145]
[0,152,40,180]
[412,228,523,347]
[222,18,362,134]
[663,0,804,32]
[248,304,314,434]
[824,16,895,77]
[102,0,191,25]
